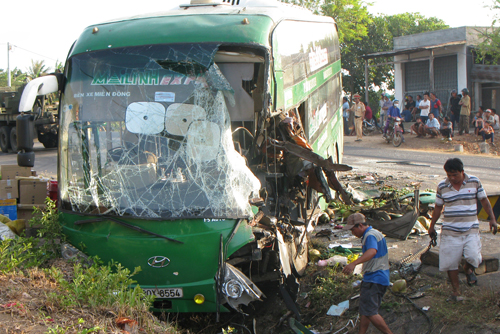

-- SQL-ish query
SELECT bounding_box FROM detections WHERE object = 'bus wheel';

[10,127,17,152]
[0,126,11,153]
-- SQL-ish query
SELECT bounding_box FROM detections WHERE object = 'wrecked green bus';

[18,0,346,314]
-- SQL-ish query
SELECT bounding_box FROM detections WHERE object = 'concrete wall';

[393,45,468,103]
[393,26,488,50]
[394,27,467,50]
[457,45,468,92]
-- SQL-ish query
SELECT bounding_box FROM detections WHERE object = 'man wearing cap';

[350,94,365,141]
[484,109,495,125]
[458,88,471,135]
[342,213,393,334]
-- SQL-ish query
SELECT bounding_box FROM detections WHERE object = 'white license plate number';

[143,288,183,298]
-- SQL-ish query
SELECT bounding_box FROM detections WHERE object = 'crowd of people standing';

[343,88,498,147]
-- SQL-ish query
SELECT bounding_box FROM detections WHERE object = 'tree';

[280,0,372,45]
[27,60,51,80]
[0,68,28,89]
[321,0,372,45]
[358,14,448,107]
[54,60,64,73]
[282,0,373,97]
[279,1,448,101]
[341,13,448,103]
[280,0,320,13]
[475,0,500,64]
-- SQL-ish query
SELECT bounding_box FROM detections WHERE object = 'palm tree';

[26,60,51,80]
[0,67,27,89]
[54,60,64,73]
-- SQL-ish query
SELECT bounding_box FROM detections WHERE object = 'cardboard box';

[17,204,45,237]
[17,204,44,221]
[0,199,17,220]
[0,179,19,199]
[1,165,33,180]
[19,179,48,205]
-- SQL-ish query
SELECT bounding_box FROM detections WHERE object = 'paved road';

[343,142,500,193]
[1,139,499,192]
[0,142,57,179]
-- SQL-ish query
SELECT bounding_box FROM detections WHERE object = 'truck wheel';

[0,126,11,153]
[10,127,17,152]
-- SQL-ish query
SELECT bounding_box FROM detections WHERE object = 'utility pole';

[7,42,11,87]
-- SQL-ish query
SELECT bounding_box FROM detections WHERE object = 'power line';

[6,43,59,62]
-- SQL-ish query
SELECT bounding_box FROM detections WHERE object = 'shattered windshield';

[59,44,261,219]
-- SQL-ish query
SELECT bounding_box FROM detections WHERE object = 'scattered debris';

[392,279,407,293]
[326,300,349,316]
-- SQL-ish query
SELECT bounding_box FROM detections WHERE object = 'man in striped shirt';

[343,213,393,334]
[428,158,497,300]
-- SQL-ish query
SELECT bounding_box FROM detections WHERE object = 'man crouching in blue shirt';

[342,213,393,334]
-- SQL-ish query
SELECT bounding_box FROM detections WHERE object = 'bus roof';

[95,1,330,26]
[70,0,334,58]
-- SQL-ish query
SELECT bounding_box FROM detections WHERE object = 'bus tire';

[10,127,18,152]
[17,151,35,167]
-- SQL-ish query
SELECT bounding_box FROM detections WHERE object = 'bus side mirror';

[19,75,60,112]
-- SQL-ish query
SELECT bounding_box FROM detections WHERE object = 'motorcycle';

[384,117,404,147]
[362,118,383,136]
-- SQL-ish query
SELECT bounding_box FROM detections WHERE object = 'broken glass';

[59,44,260,219]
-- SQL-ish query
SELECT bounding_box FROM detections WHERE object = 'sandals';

[465,269,478,286]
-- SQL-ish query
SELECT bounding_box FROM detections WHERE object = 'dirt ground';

[1,127,500,334]
[352,121,499,156]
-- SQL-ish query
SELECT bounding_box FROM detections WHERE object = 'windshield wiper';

[74,217,184,244]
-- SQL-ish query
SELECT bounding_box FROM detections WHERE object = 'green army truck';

[0,85,58,152]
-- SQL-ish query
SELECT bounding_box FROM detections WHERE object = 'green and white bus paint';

[19,0,346,314]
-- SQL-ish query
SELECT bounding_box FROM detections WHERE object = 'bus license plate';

[143,288,183,298]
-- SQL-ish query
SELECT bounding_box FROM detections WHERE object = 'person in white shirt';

[423,113,440,137]
[491,109,500,130]
[419,92,431,124]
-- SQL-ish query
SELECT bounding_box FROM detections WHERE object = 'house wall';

[394,27,467,50]
[394,45,468,107]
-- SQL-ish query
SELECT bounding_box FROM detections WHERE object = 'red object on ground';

[47,180,58,205]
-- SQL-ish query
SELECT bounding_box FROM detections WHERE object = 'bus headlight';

[222,279,243,298]
[220,263,263,311]
[194,294,205,304]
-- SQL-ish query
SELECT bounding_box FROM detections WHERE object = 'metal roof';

[362,41,467,60]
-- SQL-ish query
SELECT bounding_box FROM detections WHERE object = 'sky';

[0,0,496,75]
